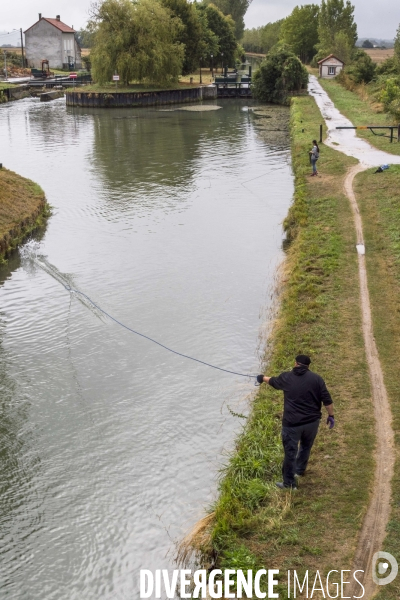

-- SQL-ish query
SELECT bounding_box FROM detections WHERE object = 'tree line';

[77,0,251,85]
[243,0,358,65]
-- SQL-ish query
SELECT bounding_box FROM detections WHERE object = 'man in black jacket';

[257,355,334,489]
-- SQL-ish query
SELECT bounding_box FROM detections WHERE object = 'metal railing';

[336,125,400,143]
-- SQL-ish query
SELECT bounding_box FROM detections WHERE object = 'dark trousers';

[281,419,320,487]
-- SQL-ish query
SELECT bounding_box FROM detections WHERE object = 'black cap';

[296,354,311,366]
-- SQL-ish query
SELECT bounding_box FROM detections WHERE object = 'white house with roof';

[318,54,344,78]
[24,14,82,70]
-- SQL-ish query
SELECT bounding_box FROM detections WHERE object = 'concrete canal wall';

[0,86,31,102]
[66,85,217,108]
[40,90,64,102]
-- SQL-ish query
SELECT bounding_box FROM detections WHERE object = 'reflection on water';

[0,97,293,599]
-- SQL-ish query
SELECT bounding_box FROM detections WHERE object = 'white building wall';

[25,20,82,70]
[25,20,63,69]
[61,33,82,69]
[319,58,344,78]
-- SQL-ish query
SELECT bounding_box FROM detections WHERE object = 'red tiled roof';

[24,18,75,34]
[317,54,345,65]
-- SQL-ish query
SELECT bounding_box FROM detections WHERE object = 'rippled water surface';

[0,98,293,599]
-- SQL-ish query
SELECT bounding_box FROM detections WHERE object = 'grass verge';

[318,77,400,155]
[354,166,400,599]
[0,167,50,261]
[194,95,375,596]
[77,82,196,94]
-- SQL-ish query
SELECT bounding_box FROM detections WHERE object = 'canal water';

[0,98,293,599]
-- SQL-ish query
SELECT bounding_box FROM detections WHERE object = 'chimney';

[38,13,42,19]
[56,15,60,21]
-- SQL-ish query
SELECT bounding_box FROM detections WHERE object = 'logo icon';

[372,551,398,586]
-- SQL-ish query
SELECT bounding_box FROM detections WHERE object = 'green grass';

[354,166,400,599]
[318,77,400,155]
[198,95,375,596]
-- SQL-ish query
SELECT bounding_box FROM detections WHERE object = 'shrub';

[379,77,400,118]
[252,46,308,104]
[380,77,400,108]
[376,57,400,76]
[4,51,23,67]
[82,55,91,71]
[347,49,376,84]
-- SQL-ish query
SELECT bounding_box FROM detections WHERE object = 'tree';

[279,4,319,63]
[252,46,308,104]
[205,0,250,39]
[242,20,283,54]
[361,39,373,48]
[260,20,284,53]
[317,0,357,59]
[90,0,184,85]
[197,3,238,68]
[76,26,94,48]
[160,0,203,75]
[195,6,220,61]
[241,27,264,53]
[331,30,353,63]
[394,24,400,66]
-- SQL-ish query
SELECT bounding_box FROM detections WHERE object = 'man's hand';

[326,415,335,429]
[256,374,270,384]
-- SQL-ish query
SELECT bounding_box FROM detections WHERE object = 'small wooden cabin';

[318,54,344,78]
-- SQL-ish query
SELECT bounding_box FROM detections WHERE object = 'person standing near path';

[309,140,319,176]
[257,355,334,489]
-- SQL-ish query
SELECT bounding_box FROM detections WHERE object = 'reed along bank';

[0,167,49,261]
[190,94,378,596]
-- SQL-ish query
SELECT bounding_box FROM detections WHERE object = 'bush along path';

[308,76,400,598]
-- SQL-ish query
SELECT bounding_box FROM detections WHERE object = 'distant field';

[2,46,22,54]
[364,47,394,63]
[2,46,90,57]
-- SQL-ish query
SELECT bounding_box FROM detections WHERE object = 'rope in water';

[63,284,259,382]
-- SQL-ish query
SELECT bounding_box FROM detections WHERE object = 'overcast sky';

[1,0,399,45]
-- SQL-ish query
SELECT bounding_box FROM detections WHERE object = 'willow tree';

[90,0,185,85]
[252,46,308,104]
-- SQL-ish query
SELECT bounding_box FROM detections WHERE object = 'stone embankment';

[0,167,49,260]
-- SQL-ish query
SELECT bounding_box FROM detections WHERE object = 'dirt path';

[344,165,395,598]
[307,77,397,598]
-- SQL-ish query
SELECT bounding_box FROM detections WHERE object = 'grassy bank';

[0,167,49,261]
[193,95,375,595]
[318,77,400,155]
[354,166,400,599]
[78,82,196,93]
